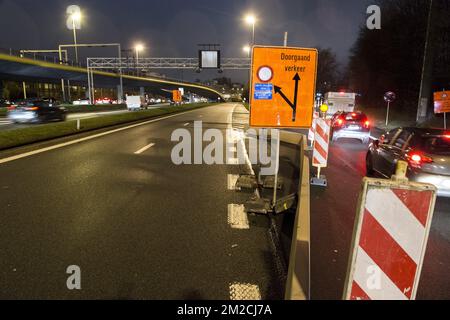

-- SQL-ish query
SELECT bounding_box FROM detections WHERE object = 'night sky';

[0,0,372,82]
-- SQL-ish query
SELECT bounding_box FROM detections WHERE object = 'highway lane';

[309,138,450,300]
[0,104,169,131]
[0,103,284,299]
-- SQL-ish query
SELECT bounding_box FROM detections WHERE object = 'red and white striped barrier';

[308,112,319,142]
[312,118,330,167]
[344,178,437,300]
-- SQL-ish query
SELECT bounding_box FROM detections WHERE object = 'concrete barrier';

[282,133,311,300]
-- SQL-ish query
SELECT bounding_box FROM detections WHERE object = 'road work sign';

[249,46,318,128]
[434,90,450,114]
[343,177,437,300]
[173,90,182,103]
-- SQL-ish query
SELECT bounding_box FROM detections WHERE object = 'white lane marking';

[227,204,249,229]
[227,174,241,191]
[134,143,155,154]
[365,188,425,263]
[229,282,262,300]
[183,122,190,127]
[353,247,407,300]
[0,108,203,165]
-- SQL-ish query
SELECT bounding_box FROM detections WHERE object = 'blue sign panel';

[254,83,273,100]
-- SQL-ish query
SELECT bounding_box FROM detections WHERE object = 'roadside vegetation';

[0,103,215,150]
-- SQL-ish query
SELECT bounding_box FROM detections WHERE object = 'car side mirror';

[373,139,380,148]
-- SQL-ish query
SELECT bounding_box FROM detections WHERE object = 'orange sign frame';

[434,91,450,114]
[249,46,318,128]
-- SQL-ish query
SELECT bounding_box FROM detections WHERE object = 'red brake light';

[411,154,422,162]
[364,120,370,128]
[25,107,39,111]
[337,119,344,126]
[444,135,450,139]
[407,152,433,168]
[352,113,357,117]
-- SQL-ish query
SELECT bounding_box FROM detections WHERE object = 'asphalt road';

[0,104,169,131]
[310,138,450,300]
[0,103,285,299]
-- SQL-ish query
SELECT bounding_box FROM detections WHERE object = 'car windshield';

[422,136,450,155]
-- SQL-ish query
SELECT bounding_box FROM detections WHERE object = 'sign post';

[384,91,396,127]
[249,46,318,207]
[433,90,450,130]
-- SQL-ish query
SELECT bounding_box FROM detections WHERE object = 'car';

[330,111,371,144]
[7,99,67,123]
[366,127,450,197]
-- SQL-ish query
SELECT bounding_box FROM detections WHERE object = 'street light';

[135,43,144,60]
[245,14,256,45]
[70,11,81,63]
[243,45,251,58]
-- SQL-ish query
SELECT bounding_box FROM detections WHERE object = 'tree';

[348,0,430,110]
[316,48,340,94]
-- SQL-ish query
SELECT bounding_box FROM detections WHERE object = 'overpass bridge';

[0,49,224,102]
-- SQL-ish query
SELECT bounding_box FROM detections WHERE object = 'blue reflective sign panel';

[254,83,273,100]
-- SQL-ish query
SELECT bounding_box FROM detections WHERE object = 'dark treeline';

[346,0,450,115]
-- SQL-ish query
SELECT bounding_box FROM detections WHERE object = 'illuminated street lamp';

[243,45,251,57]
[70,11,81,63]
[135,43,144,60]
[245,14,256,45]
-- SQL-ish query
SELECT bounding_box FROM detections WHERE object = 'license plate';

[348,125,360,130]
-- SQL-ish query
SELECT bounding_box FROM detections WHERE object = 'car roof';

[401,127,449,137]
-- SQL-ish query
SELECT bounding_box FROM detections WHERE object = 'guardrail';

[278,131,311,300]
[0,47,84,68]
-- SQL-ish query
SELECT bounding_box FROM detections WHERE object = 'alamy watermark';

[66,265,81,290]
[170,121,278,176]
[367,5,381,30]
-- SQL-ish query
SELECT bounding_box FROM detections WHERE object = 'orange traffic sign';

[249,46,318,128]
[434,91,450,114]
[173,90,182,103]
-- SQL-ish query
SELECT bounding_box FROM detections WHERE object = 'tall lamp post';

[135,43,144,60]
[135,43,144,76]
[70,11,81,63]
[243,45,251,58]
[245,14,256,45]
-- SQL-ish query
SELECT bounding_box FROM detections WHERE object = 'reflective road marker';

[229,282,262,300]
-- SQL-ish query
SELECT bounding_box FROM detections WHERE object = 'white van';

[324,92,356,117]
[126,95,144,111]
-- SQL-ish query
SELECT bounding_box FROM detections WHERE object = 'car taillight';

[364,120,370,128]
[337,118,344,126]
[7,105,17,110]
[25,107,39,111]
[407,152,433,168]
